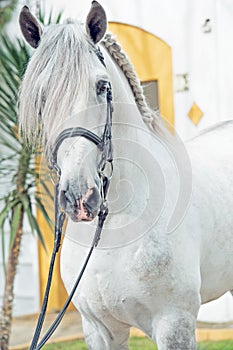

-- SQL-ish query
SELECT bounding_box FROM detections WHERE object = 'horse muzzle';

[60,186,101,222]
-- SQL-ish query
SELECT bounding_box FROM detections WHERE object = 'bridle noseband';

[30,47,113,350]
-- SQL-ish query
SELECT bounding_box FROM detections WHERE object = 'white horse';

[19,2,233,349]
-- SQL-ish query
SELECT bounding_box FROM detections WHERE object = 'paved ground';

[10,311,83,349]
[10,310,233,350]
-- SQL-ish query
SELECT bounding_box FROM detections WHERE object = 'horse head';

[19,1,192,238]
[19,2,115,222]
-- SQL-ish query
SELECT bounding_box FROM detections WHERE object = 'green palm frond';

[0,0,18,30]
[0,16,62,266]
[0,8,64,349]
[38,6,62,26]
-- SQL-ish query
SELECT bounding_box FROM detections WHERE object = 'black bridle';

[29,49,113,350]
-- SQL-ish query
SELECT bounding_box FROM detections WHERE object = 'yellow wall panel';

[108,22,174,125]
[37,157,74,312]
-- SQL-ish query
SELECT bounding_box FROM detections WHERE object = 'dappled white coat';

[60,45,233,349]
[18,3,233,348]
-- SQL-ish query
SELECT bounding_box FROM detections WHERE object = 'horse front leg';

[153,309,197,350]
[82,316,130,350]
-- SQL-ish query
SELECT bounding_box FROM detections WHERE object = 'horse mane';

[19,21,162,147]
[102,33,161,133]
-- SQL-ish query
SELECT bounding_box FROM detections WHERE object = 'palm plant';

[0,0,18,30]
[0,8,62,350]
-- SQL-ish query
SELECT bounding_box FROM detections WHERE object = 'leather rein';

[29,48,113,350]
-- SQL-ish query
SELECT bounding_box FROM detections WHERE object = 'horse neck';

[101,48,160,220]
[102,44,150,136]
[101,48,187,233]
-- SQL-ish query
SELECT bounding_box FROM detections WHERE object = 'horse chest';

[76,266,156,329]
[75,237,172,315]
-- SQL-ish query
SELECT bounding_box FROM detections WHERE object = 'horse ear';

[19,6,42,48]
[86,1,107,44]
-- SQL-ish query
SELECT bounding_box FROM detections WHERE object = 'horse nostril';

[60,187,100,218]
[60,190,77,211]
[84,187,101,212]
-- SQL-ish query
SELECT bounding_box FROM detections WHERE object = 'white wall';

[0,230,40,317]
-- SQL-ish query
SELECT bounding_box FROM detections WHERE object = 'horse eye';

[97,80,109,95]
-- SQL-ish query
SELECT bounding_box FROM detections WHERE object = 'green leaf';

[0,197,19,226]
[0,47,16,68]
[38,6,44,24]
[1,62,19,88]
[0,120,15,136]
[1,71,17,96]
[0,84,15,104]
[0,7,63,258]
[26,206,46,250]
[0,90,16,114]
[0,133,20,152]
[35,196,53,230]
[56,12,63,24]
[38,179,54,201]
[0,153,17,162]
[48,11,52,25]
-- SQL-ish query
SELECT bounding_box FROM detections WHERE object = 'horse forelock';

[19,21,93,147]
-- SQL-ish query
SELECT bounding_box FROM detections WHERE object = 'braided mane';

[102,33,161,132]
